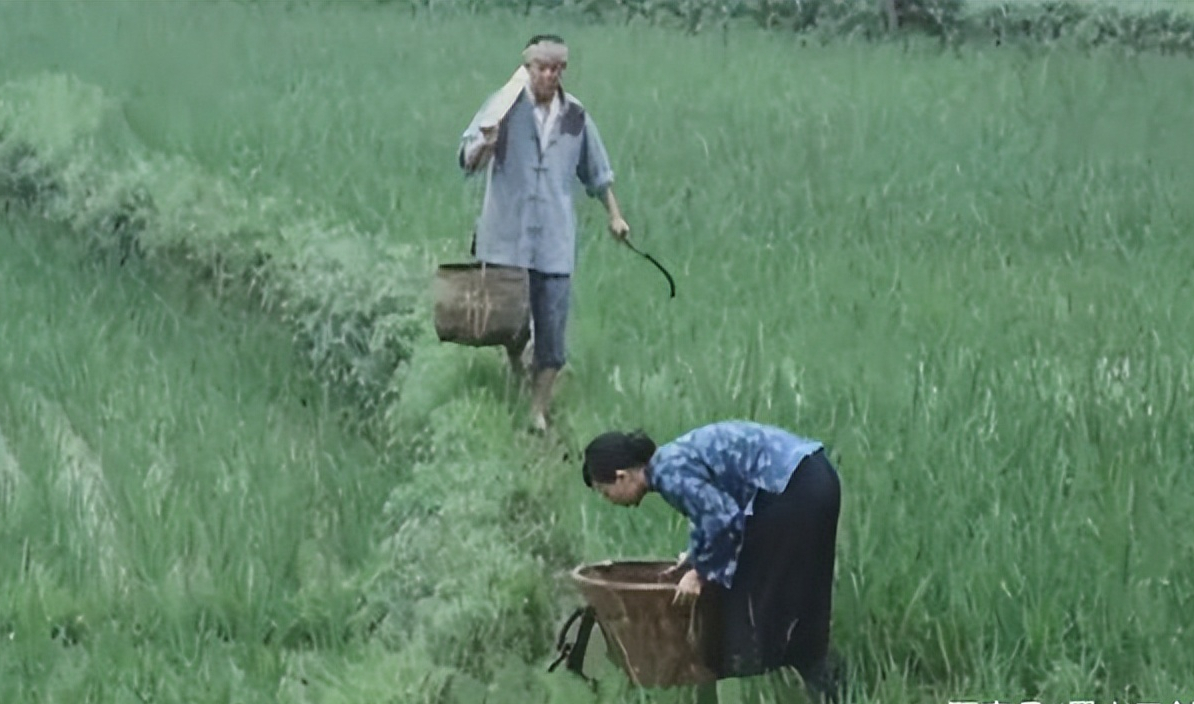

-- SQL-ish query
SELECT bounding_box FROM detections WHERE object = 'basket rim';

[436,261,526,272]
[569,559,679,592]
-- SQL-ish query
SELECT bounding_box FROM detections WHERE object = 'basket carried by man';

[432,261,531,357]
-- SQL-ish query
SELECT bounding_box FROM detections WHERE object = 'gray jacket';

[459,89,614,275]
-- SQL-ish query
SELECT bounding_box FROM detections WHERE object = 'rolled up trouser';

[529,269,571,371]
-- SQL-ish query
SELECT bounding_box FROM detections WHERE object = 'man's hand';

[600,188,629,242]
[672,569,702,605]
[463,126,499,172]
[608,216,630,241]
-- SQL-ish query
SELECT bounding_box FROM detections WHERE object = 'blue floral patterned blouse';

[645,420,824,588]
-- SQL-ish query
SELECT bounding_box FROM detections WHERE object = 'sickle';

[620,238,676,299]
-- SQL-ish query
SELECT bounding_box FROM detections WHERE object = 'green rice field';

[1,1,1192,702]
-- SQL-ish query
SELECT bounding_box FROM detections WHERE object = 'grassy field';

[1,1,1193,702]
[0,213,401,702]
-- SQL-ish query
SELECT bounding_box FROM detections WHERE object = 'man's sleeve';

[459,123,493,175]
[577,115,615,197]
[459,93,499,175]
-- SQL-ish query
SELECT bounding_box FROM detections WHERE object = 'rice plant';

[0,2,1192,702]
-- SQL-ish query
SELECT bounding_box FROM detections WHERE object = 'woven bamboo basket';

[433,262,531,351]
[570,560,721,688]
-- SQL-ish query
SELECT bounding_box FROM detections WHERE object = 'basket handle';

[547,606,598,687]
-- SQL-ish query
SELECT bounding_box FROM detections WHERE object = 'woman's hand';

[673,569,702,605]
[659,551,689,580]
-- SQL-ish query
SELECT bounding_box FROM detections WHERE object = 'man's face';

[527,58,565,103]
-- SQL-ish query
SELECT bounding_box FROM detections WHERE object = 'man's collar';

[523,84,564,109]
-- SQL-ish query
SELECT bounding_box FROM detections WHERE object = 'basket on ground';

[569,560,721,688]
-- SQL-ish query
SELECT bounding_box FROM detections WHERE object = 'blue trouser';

[529,270,570,371]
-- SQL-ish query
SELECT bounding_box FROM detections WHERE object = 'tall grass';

[0,213,402,702]
[1,1,1192,702]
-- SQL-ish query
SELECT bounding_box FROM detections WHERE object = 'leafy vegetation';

[383,0,1194,54]
[1,1,1192,702]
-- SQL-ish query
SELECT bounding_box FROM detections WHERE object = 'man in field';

[458,34,630,432]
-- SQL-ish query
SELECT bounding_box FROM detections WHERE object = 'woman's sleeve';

[658,473,746,588]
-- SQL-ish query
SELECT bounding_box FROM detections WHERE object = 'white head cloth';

[522,40,568,65]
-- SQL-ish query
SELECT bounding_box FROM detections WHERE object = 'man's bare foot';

[529,410,549,433]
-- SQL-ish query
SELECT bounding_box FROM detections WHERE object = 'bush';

[976,2,1194,56]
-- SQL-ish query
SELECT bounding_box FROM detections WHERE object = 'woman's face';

[594,468,649,507]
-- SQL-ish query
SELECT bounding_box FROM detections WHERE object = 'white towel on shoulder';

[459,66,530,173]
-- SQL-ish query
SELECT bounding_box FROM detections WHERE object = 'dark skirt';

[699,449,842,685]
